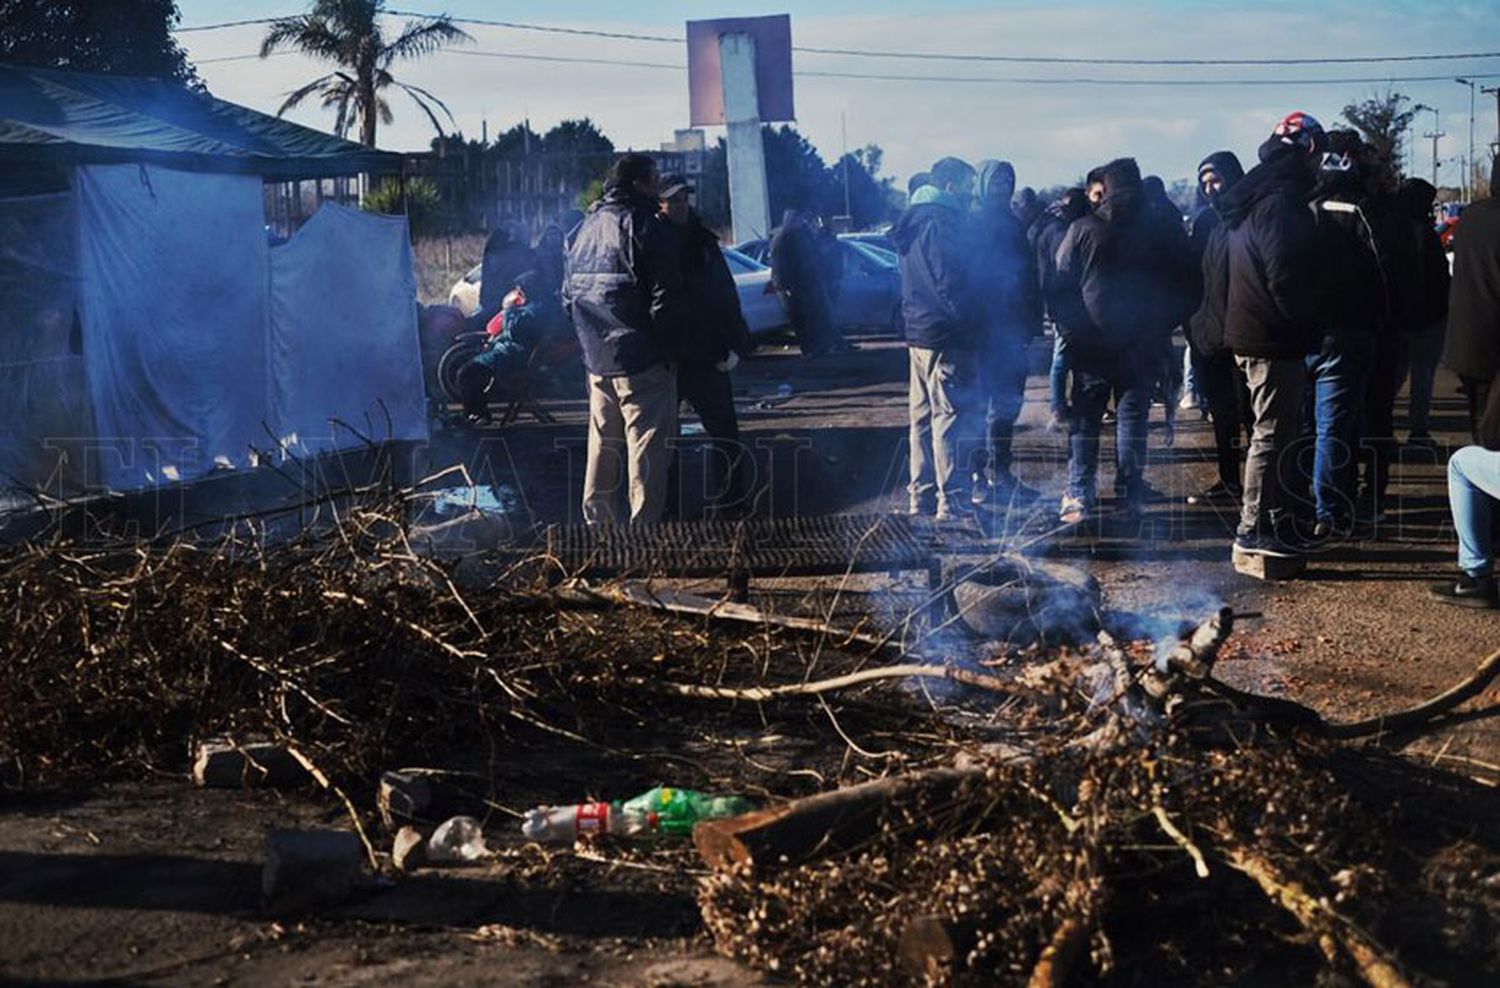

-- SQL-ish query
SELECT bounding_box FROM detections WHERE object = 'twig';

[652,662,1014,702]
[1151,802,1209,878]
[1325,647,1500,739]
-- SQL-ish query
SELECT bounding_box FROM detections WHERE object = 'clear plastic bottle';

[427,815,489,862]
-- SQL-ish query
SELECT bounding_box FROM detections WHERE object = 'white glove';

[715,351,740,373]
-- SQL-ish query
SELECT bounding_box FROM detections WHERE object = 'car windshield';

[721,248,767,274]
[848,241,897,267]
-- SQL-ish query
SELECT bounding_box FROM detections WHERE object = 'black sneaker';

[969,474,990,507]
[1428,573,1498,609]
[1233,531,1299,559]
[1187,481,1241,506]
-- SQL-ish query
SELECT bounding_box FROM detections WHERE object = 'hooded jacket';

[1219,144,1324,359]
[890,194,977,349]
[662,209,754,368]
[969,161,1041,345]
[1396,179,1450,332]
[1029,191,1088,319]
[1049,169,1198,367]
[563,183,687,377]
[1308,156,1391,341]
[479,227,537,321]
[1186,152,1245,358]
[1445,157,1500,382]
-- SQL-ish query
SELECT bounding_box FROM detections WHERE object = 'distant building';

[650,128,707,180]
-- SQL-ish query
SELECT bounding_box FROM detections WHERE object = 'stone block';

[378,770,433,828]
[262,828,364,914]
[392,826,426,872]
[1231,545,1306,581]
[192,738,307,788]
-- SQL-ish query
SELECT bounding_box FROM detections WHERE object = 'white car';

[448,264,481,315]
[448,249,789,336]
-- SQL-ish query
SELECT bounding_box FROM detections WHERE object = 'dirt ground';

[3,330,1497,986]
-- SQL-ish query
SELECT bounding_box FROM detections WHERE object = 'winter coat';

[664,211,754,369]
[1185,154,1244,358]
[563,184,688,377]
[479,231,537,320]
[1049,182,1198,369]
[769,214,824,299]
[1219,147,1323,360]
[1396,179,1450,332]
[1445,190,1500,381]
[889,197,978,350]
[969,183,1042,346]
[1308,168,1390,341]
[1029,198,1088,320]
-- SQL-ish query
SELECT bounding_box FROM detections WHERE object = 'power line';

[178,9,1500,68]
[197,45,1500,88]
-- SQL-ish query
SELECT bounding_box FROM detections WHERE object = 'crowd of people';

[478,124,1500,598]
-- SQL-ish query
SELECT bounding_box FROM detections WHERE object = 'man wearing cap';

[657,175,754,517]
[564,152,688,525]
[1218,111,1329,558]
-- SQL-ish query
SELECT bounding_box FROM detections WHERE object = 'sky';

[177,0,1500,191]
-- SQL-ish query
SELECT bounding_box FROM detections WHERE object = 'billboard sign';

[686,15,795,127]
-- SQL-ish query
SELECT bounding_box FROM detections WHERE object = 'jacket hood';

[976,159,1016,204]
[1217,146,1313,228]
[600,182,654,212]
[1196,151,1245,206]
[1398,178,1437,219]
[1096,182,1143,225]
[890,201,961,253]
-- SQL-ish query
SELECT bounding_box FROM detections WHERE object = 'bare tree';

[1342,89,1418,188]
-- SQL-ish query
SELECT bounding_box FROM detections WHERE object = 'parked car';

[840,230,896,254]
[732,236,901,333]
[450,251,789,336]
[449,264,482,315]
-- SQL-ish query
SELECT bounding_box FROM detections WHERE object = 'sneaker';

[1102,409,1118,426]
[1178,393,1199,411]
[934,505,960,524]
[1059,494,1089,525]
[466,411,492,427]
[1047,409,1068,432]
[969,473,990,507]
[1233,531,1299,559]
[1186,481,1242,506]
[1428,572,1498,609]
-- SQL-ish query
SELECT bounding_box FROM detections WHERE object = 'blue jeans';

[1301,334,1374,524]
[979,338,1028,481]
[1067,360,1151,503]
[1403,322,1445,436]
[1449,445,1500,576]
[1048,333,1069,416]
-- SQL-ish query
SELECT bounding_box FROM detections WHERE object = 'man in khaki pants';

[564,153,687,524]
[889,157,980,521]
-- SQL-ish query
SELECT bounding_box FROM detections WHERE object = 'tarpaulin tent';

[0,63,425,503]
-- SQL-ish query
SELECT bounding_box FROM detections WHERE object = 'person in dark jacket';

[890,156,980,520]
[969,159,1042,504]
[564,152,688,525]
[1395,178,1451,446]
[1428,377,1500,608]
[657,176,754,517]
[1297,130,1386,537]
[477,221,536,328]
[769,209,836,356]
[1013,186,1043,231]
[1443,154,1500,441]
[1185,151,1251,506]
[1221,111,1327,557]
[1050,157,1197,522]
[1031,188,1089,430]
[532,224,567,303]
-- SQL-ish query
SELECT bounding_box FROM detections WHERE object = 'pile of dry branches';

[0,503,1495,986]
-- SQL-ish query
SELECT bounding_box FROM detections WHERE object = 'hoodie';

[1396,178,1449,331]
[1218,145,1323,359]
[1186,152,1245,357]
[969,160,1040,344]
[1050,163,1197,367]
[1190,151,1245,255]
[890,195,976,349]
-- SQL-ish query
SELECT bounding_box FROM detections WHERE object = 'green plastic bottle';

[620,786,755,838]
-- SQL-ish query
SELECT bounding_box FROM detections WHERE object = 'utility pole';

[1424,130,1446,187]
[1457,78,1477,200]
[841,110,852,220]
[1484,86,1500,159]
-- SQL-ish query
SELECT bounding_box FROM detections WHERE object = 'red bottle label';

[575,802,609,837]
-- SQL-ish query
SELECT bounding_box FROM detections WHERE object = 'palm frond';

[393,80,458,136]
[275,73,340,117]
[376,96,394,127]
[381,17,471,66]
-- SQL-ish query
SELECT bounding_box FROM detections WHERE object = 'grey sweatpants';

[1236,355,1306,537]
[908,345,980,515]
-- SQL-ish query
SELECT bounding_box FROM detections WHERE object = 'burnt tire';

[437,334,487,403]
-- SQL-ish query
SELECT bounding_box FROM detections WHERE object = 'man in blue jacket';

[564,153,688,525]
[891,157,980,521]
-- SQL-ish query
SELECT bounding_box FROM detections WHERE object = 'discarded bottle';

[521,788,755,843]
[427,815,489,862]
[621,787,756,838]
[521,802,650,843]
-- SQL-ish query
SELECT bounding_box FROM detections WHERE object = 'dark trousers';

[780,287,834,356]
[668,364,745,516]
[1360,334,1405,509]
[1463,376,1493,444]
[974,338,1028,483]
[1067,353,1153,504]
[1194,347,1251,491]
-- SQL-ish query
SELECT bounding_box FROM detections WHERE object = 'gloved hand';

[715,351,740,373]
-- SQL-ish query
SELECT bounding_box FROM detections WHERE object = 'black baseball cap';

[659,174,692,198]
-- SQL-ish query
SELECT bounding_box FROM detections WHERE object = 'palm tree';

[260,0,470,148]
